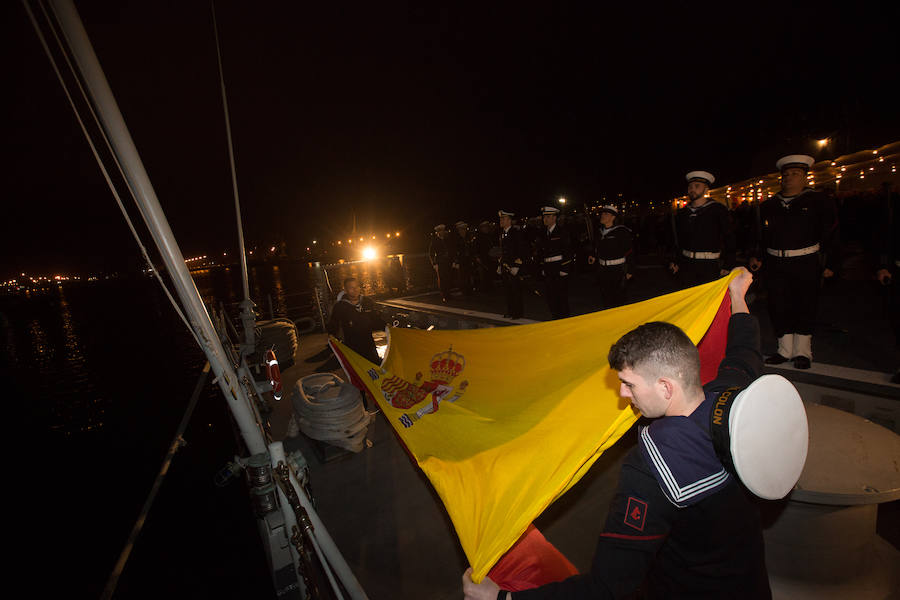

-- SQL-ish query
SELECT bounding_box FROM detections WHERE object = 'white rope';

[25,0,201,348]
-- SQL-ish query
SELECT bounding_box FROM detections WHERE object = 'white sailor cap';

[541,206,560,216]
[686,171,715,185]
[455,221,468,228]
[776,154,815,172]
[434,224,447,232]
[598,204,619,216]
[497,209,515,217]
[708,374,808,500]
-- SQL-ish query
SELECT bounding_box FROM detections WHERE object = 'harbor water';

[7,257,429,599]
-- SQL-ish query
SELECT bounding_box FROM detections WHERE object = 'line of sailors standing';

[430,153,900,373]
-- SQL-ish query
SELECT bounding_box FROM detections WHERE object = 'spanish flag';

[330,273,734,587]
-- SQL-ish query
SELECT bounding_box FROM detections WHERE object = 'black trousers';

[543,263,570,319]
[456,261,473,295]
[475,259,494,292]
[764,253,820,337]
[678,257,721,289]
[435,262,453,300]
[597,265,627,308]
[502,272,523,318]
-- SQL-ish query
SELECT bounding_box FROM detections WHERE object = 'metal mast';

[49,0,267,456]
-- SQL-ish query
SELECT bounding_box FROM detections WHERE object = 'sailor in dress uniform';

[748,155,839,369]
[669,171,735,288]
[588,205,633,308]
[537,205,573,319]
[498,210,526,319]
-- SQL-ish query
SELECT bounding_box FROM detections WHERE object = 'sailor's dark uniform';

[754,187,839,353]
[537,224,574,319]
[499,225,527,319]
[593,224,633,308]
[671,200,735,288]
[428,234,454,302]
[475,227,498,292]
[511,314,770,600]
[454,229,475,296]
[326,295,385,366]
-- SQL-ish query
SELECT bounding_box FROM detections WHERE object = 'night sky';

[4,1,899,277]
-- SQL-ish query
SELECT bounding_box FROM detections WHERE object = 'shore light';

[362,246,377,260]
[817,138,829,147]
[558,197,567,205]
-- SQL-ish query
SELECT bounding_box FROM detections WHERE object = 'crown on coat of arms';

[429,346,465,384]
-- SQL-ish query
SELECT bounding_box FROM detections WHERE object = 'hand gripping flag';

[329,273,735,587]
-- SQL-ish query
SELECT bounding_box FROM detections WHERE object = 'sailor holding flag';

[463,267,805,599]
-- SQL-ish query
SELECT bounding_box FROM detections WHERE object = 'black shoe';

[793,356,811,369]
[765,353,790,365]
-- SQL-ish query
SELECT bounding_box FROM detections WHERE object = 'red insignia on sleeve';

[624,497,648,531]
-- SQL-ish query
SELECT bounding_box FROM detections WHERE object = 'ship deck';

[268,261,900,599]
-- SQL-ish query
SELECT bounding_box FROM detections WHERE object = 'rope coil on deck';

[292,373,371,452]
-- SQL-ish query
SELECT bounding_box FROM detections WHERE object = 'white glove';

[496,266,502,275]
[560,271,568,277]
[509,266,519,276]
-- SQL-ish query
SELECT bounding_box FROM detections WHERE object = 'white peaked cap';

[599,205,619,215]
[686,171,715,185]
[498,209,515,217]
[710,374,809,500]
[541,206,560,215]
[776,155,815,171]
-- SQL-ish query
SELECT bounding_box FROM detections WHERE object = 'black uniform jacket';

[536,224,574,273]
[500,226,527,271]
[593,225,634,267]
[754,188,839,271]
[513,314,770,600]
[428,235,453,267]
[326,296,385,363]
[671,200,735,268]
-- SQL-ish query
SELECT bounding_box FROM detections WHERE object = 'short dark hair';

[608,321,701,392]
[343,277,358,288]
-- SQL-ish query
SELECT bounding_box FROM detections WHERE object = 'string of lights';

[671,140,899,208]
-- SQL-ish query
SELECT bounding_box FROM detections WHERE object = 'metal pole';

[50,0,267,455]
[210,1,256,352]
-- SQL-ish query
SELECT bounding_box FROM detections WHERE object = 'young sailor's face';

[617,367,666,418]
[781,167,806,195]
[499,215,511,229]
[600,212,615,227]
[686,181,707,201]
[542,214,557,228]
[344,280,361,301]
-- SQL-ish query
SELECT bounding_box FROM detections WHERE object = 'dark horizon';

[4,1,899,278]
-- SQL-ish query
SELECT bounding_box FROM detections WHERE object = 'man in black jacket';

[669,170,735,288]
[498,210,527,319]
[536,205,574,319]
[588,205,633,308]
[429,224,454,302]
[463,268,772,599]
[326,277,385,366]
[748,154,839,369]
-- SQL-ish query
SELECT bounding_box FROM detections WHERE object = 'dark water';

[6,256,429,599]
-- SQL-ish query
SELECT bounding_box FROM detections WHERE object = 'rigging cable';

[24,0,202,349]
[23,2,215,598]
